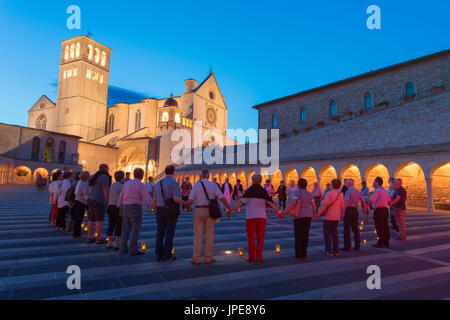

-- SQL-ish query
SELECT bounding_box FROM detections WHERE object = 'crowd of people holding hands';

[46,164,408,264]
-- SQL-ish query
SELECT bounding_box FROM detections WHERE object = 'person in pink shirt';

[318,179,345,257]
[117,168,153,256]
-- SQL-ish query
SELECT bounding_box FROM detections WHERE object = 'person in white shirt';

[367,177,391,248]
[56,171,73,230]
[312,182,322,209]
[186,170,230,265]
[231,174,280,262]
[48,170,62,225]
[73,171,90,238]
[318,179,345,256]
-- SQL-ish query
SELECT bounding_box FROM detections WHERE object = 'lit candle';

[374,230,377,234]
[84,227,88,232]
[360,226,363,231]
[172,247,175,255]
[276,245,281,254]
[363,239,367,244]
[238,248,244,256]
[141,242,147,251]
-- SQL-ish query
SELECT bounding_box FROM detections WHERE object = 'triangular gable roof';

[192,72,228,110]
[28,95,56,112]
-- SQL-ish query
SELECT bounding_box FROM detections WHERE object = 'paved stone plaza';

[0,185,449,300]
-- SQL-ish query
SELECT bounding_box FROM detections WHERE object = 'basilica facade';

[26,35,233,179]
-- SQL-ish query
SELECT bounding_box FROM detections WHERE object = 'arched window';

[58,141,66,164]
[364,92,373,109]
[300,107,307,122]
[95,48,101,64]
[406,82,415,98]
[64,46,69,61]
[88,45,94,60]
[70,44,75,59]
[108,114,115,133]
[272,114,278,128]
[101,51,107,67]
[135,110,142,131]
[31,137,40,161]
[161,111,169,123]
[330,100,337,117]
[174,113,181,124]
[75,43,81,58]
[36,114,47,130]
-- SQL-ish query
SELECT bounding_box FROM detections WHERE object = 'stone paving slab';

[0,185,449,300]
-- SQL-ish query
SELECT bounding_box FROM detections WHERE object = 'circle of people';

[47,164,407,264]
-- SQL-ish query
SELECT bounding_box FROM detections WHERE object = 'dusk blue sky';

[0,0,448,141]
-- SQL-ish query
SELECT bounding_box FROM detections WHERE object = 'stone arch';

[33,168,49,184]
[260,168,270,184]
[319,165,337,192]
[285,168,299,187]
[271,169,283,194]
[301,166,318,192]
[365,163,390,192]
[395,162,427,209]
[430,162,450,211]
[247,169,256,185]
[119,147,146,176]
[213,171,220,184]
[340,164,362,190]
[228,171,237,187]
[220,171,227,185]
[237,170,247,189]
[14,166,32,185]
[147,159,156,179]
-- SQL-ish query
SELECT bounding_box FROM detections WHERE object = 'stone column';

[426,177,434,212]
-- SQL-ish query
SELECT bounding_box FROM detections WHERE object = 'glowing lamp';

[225,250,233,255]
[141,242,147,251]
[84,213,87,218]
[172,247,175,255]
[94,232,98,237]
[377,237,380,241]
[84,227,88,232]
[238,248,244,256]
[360,227,363,231]
[363,239,367,245]
[374,230,377,234]
[276,245,281,254]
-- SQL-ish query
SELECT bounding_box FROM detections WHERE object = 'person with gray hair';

[390,178,408,241]
[231,173,280,262]
[186,169,230,265]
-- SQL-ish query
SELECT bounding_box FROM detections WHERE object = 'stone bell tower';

[55,35,112,141]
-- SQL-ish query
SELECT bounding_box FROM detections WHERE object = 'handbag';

[200,182,222,219]
[160,180,181,218]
